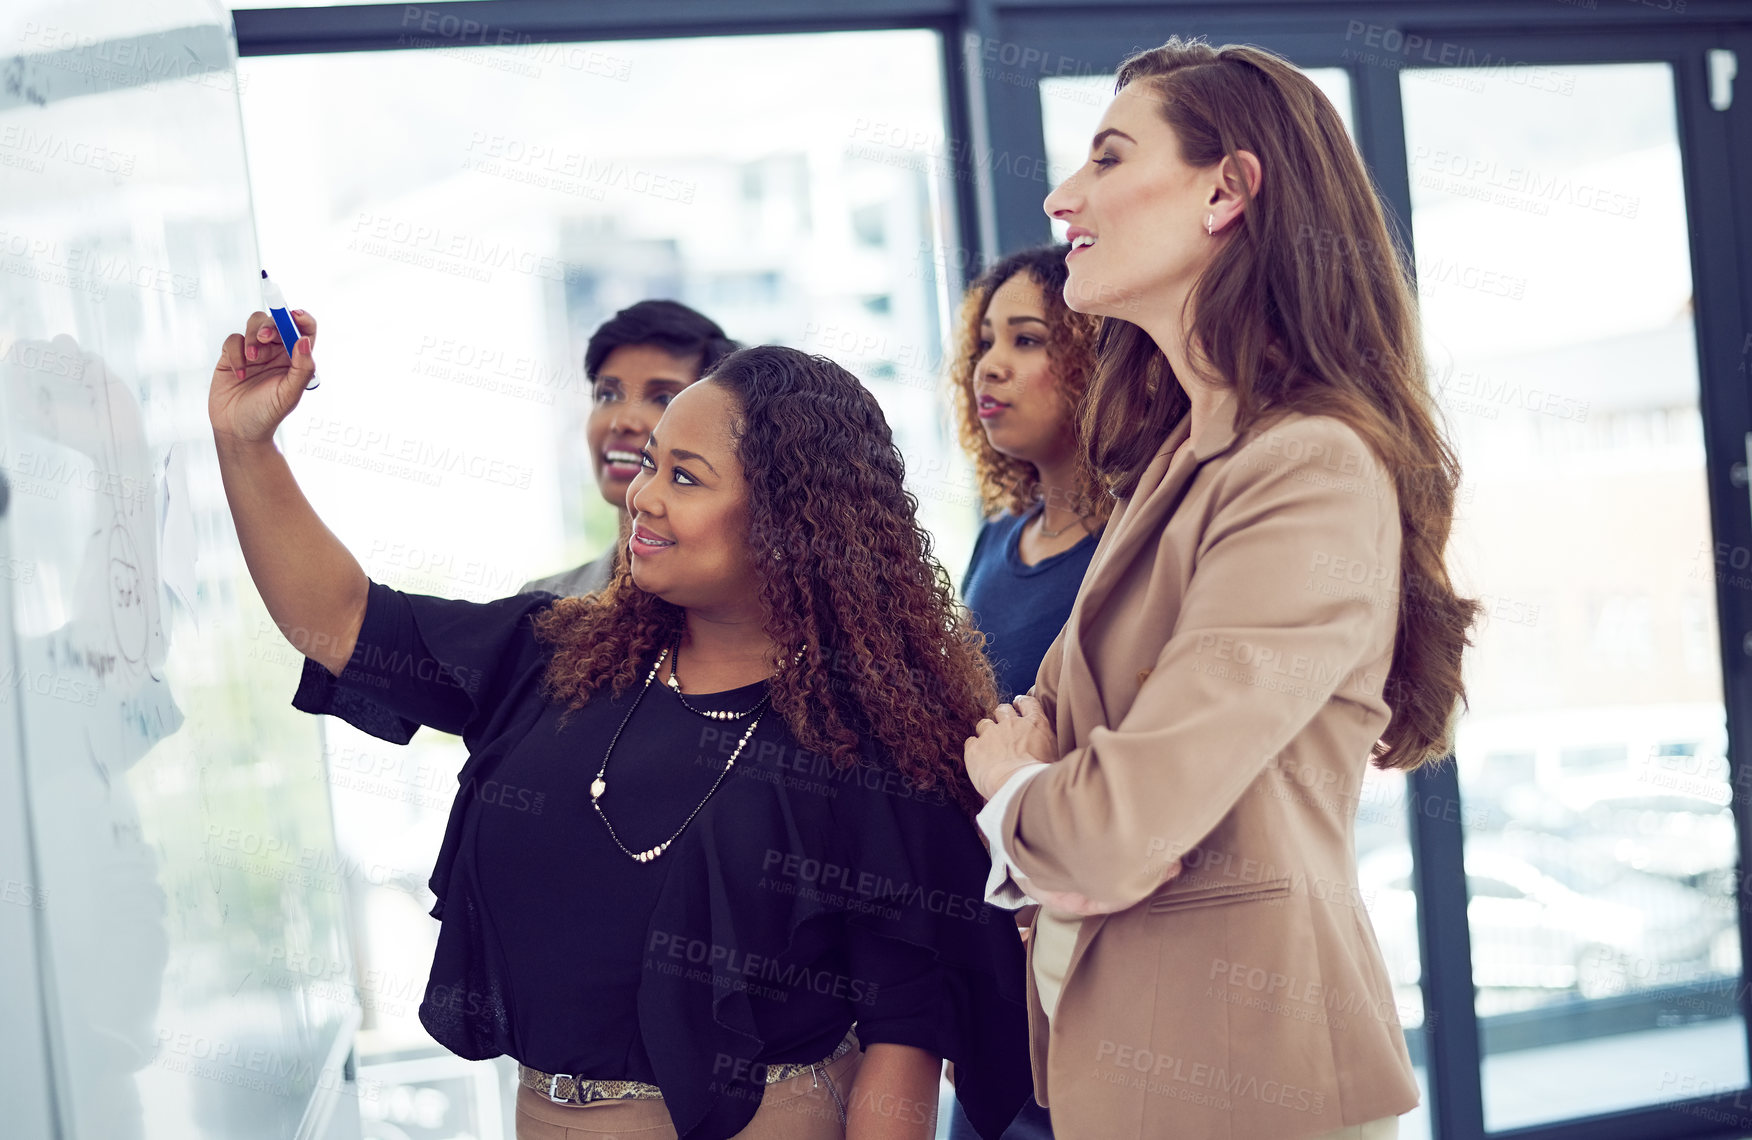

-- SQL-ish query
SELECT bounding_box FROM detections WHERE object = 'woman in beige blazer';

[963,38,1482,1140]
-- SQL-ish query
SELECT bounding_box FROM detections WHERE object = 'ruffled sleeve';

[289,580,558,926]
[636,738,1032,1140]
[829,755,1034,1138]
[291,580,556,747]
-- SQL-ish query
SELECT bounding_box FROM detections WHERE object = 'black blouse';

[292,582,1030,1140]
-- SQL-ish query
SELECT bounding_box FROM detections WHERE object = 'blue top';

[960,502,1101,704]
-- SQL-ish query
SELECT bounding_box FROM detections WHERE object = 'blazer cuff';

[976,763,1050,909]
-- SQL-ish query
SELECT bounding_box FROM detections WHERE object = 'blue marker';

[261,270,318,390]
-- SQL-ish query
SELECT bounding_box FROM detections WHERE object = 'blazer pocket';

[1147,876,1293,915]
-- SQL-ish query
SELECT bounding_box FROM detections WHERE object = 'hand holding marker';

[261,270,317,390]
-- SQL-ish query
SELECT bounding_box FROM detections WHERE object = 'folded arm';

[997,423,1400,912]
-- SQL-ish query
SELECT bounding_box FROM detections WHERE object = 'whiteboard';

[0,4,359,1138]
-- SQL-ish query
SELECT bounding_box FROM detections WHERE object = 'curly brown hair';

[1093,39,1483,771]
[949,243,1110,523]
[531,345,998,813]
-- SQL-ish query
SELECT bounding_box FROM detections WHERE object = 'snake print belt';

[519,1029,859,1105]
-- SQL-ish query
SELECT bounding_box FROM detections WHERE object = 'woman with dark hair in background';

[211,319,1031,1139]
[964,38,1480,1139]
[946,244,1104,1140]
[954,244,1109,707]
[522,298,739,596]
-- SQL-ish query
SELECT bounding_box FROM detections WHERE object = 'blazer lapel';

[1037,394,1247,1015]
[1045,389,1246,1001]
[1064,389,1243,680]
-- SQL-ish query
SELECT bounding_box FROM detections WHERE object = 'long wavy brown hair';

[532,345,998,812]
[1091,38,1481,771]
[949,244,1110,522]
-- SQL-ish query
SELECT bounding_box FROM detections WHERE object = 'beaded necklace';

[589,639,804,863]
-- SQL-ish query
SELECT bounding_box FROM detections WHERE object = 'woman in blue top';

[957,245,1111,706]
[949,245,1105,1138]
[210,314,1031,1140]
[956,245,1110,703]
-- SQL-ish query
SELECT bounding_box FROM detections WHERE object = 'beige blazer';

[998,389,1422,1138]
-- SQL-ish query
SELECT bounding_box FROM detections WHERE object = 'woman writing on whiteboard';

[209,324,1031,1140]
[963,39,1480,1139]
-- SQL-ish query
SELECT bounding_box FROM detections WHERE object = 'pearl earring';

[1205,213,1215,236]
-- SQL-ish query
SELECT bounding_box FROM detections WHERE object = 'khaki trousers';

[514,1046,863,1140]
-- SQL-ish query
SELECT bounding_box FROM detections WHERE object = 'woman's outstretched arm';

[211,309,366,676]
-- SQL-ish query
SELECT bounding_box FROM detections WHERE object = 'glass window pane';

[240,32,964,600]
[1402,59,1747,1130]
[1356,766,1433,1140]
